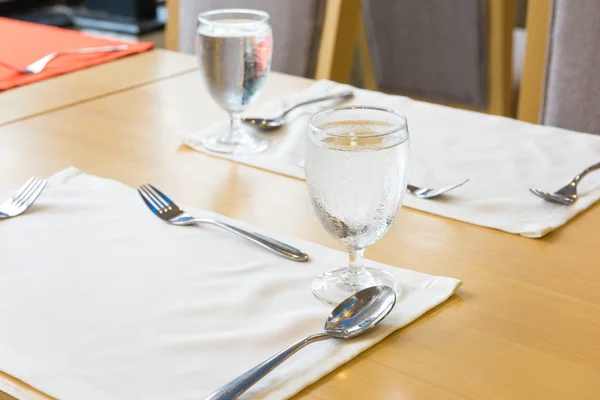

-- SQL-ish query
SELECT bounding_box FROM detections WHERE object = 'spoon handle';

[282,91,354,117]
[204,333,331,400]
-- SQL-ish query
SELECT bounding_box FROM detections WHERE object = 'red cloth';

[0,17,154,90]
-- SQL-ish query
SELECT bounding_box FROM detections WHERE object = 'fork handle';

[574,162,600,185]
[60,45,129,55]
[198,219,309,262]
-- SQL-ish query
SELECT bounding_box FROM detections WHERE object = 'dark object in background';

[10,9,71,27]
[0,0,50,15]
[84,0,155,20]
[0,1,79,27]
[0,0,164,33]
[73,0,165,35]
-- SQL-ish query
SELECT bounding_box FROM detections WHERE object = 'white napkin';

[0,168,461,400]
[181,80,600,238]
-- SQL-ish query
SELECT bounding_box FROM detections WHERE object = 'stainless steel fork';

[20,44,129,74]
[137,184,309,262]
[407,179,470,199]
[0,177,47,219]
[530,161,600,205]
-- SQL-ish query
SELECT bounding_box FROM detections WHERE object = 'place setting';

[0,16,153,90]
[0,165,461,400]
[181,8,600,239]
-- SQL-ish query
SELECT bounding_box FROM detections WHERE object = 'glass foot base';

[203,131,268,155]
[312,267,401,305]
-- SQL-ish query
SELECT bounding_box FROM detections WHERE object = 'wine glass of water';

[196,9,273,154]
[305,106,410,305]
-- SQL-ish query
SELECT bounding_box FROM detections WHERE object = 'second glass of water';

[306,106,410,305]
[196,9,273,154]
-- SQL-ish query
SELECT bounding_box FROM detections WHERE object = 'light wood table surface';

[1,58,600,400]
[0,49,197,127]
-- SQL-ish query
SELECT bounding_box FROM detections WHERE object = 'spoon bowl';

[241,116,285,131]
[325,285,397,338]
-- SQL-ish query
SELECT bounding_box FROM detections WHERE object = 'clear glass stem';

[344,248,366,287]
[223,111,243,145]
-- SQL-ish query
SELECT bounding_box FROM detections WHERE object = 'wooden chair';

[165,0,361,82]
[358,0,516,116]
[518,0,600,134]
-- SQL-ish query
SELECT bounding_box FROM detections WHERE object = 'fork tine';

[532,189,551,200]
[538,190,564,204]
[137,188,159,214]
[535,189,565,205]
[20,179,47,208]
[547,193,571,205]
[530,189,551,201]
[141,184,167,208]
[147,184,174,206]
[12,177,37,203]
[14,177,41,206]
[530,188,546,200]
[140,185,163,209]
[539,192,557,203]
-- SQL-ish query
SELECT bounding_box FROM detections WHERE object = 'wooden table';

[1,51,600,400]
[0,49,197,127]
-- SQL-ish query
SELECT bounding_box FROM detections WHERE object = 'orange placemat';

[0,17,154,90]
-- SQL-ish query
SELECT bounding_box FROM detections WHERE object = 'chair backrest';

[170,0,325,78]
[519,0,600,134]
[361,0,515,116]
[362,0,489,108]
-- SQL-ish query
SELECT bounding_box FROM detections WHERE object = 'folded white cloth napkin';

[182,80,600,238]
[0,168,461,400]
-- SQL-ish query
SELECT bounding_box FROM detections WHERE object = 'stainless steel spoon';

[241,90,354,131]
[204,285,396,400]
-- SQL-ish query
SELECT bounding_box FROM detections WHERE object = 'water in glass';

[196,10,272,154]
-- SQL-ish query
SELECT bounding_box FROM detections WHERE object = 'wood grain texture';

[1,61,600,400]
[0,391,16,400]
[487,0,517,116]
[315,0,362,82]
[0,49,197,127]
[166,0,180,51]
[518,0,553,123]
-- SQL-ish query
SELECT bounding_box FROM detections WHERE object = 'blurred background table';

[0,50,599,400]
[0,49,196,126]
